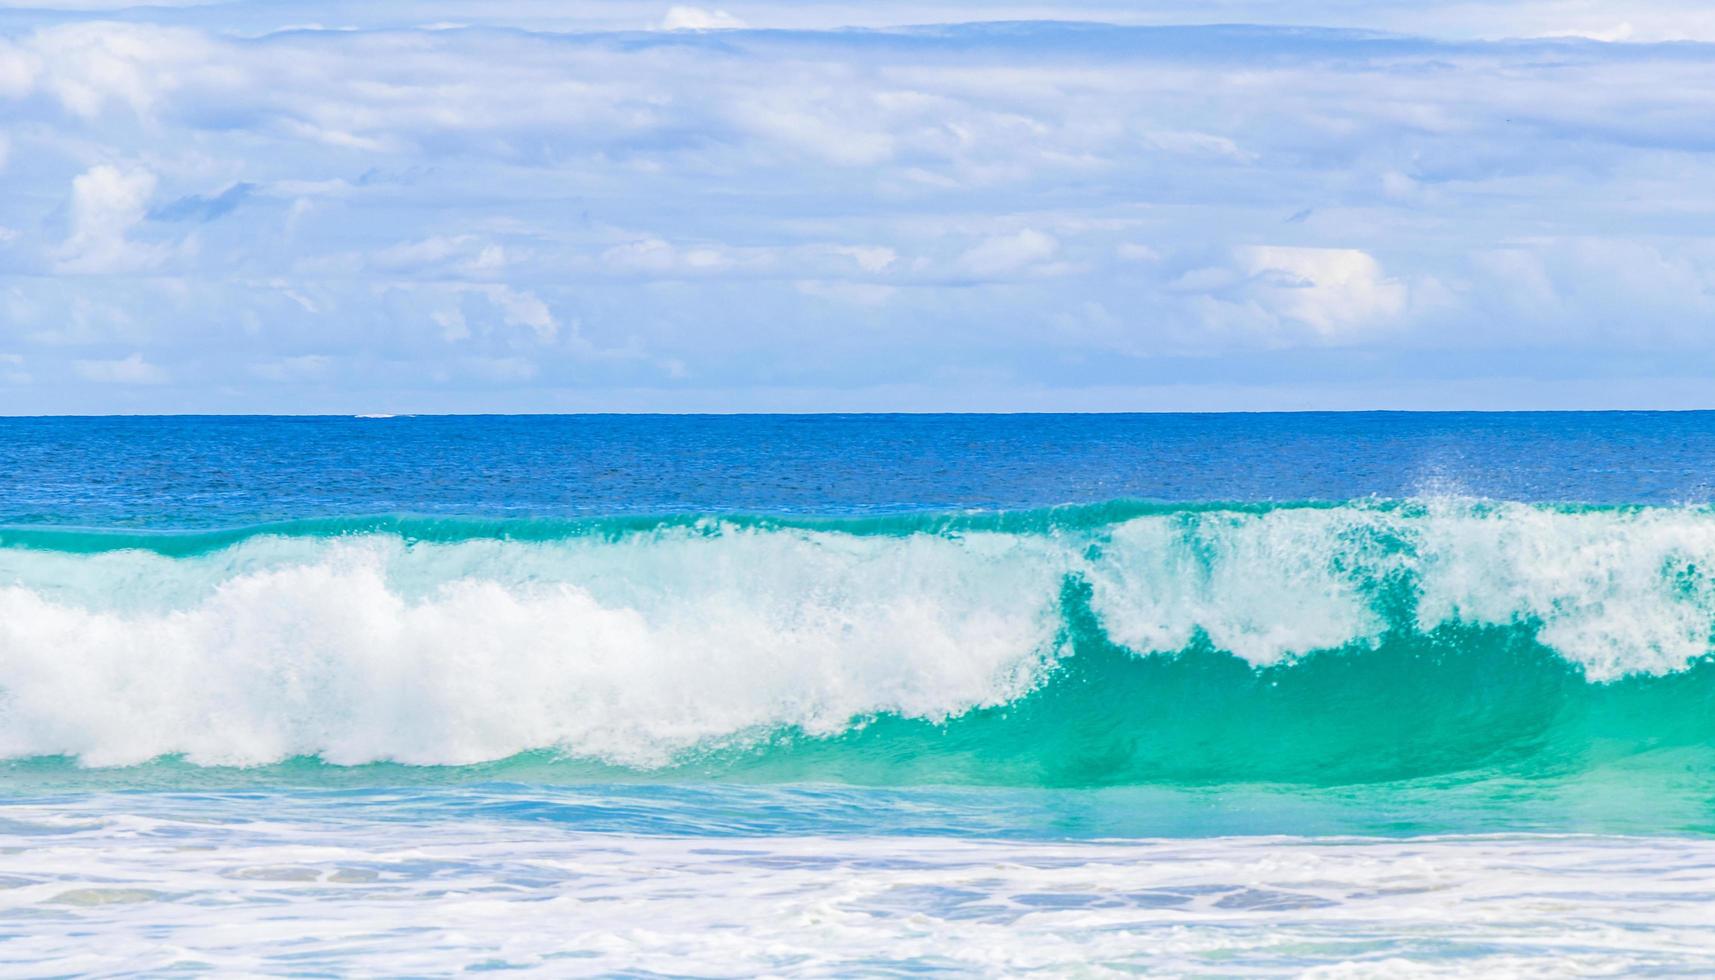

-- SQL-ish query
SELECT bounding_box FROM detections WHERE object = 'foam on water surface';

[6,416,1715,974]
[1,790,1712,976]
[2,501,1715,795]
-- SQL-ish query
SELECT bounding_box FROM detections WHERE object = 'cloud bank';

[1,5,1713,411]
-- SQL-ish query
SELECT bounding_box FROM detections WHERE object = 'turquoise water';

[4,498,1714,833]
[4,415,1715,973]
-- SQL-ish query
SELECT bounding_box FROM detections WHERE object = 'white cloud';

[481,285,557,343]
[660,6,747,30]
[4,18,1715,408]
[2,0,1714,43]
[282,289,319,313]
[1144,129,1255,162]
[74,352,167,384]
[602,237,679,273]
[55,163,161,273]
[369,235,510,277]
[373,236,471,268]
[959,230,1058,278]
[408,285,560,345]
[0,39,39,99]
[730,95,897,166]
[1168,266,1241,293]
[599,237,787,277]
[26,23,217,119]
[1546,22,1635,41]
[0,0,213,7]
[0,353,29,385]
[1234,246,1409,337]
[829,245,897,273]
[432,306,470,342]
[1462,238,1715,346]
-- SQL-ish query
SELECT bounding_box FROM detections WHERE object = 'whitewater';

[4,414,1715,974]
[4,500,1714,785]
[10,795,1715,976]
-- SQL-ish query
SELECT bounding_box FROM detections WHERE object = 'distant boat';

[353,413,397,419]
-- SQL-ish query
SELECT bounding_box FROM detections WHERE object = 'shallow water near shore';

[5,789,1715,975]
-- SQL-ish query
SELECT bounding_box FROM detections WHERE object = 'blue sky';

[2,2,1715,412]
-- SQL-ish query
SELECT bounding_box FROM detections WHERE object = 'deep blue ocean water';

[6,412,1715,526]
[5,413,1715,974]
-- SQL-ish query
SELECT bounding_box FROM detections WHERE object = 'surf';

[2,498,1714,788]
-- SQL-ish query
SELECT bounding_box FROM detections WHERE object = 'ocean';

[3,413,1715,975]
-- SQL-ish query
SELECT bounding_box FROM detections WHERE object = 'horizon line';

[5,408,1715,419]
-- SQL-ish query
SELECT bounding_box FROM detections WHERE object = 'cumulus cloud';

[481,285,557,343]
[420,284,560,344]
[1234,246,1409,337]
[0,39,39,98]
[24,23,217,119]
[829,245,896,273]
[55,163,163,273]
[660,6,746,30]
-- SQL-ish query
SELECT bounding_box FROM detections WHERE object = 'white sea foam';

[1410,500,1715,679]
[4,503,1715,766]
[1085,507,1393,665]
[1089,502,1715,678]
[2,792,1712,975]
[0,528,1067,767]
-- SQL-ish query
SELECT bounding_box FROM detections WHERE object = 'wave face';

[3,499,1715,787]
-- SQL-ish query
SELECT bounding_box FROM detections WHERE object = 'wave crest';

[0,528,1064,767]
[3,500,1715,774]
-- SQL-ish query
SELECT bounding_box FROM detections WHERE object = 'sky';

[2,2,1715,412]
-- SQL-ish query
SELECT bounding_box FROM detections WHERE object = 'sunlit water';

[6,790,1715,975]
[5,414,1715,974]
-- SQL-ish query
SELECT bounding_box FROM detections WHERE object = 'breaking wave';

[3,499,1715,785]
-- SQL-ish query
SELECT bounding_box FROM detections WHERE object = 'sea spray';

[2,499,1714,784]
